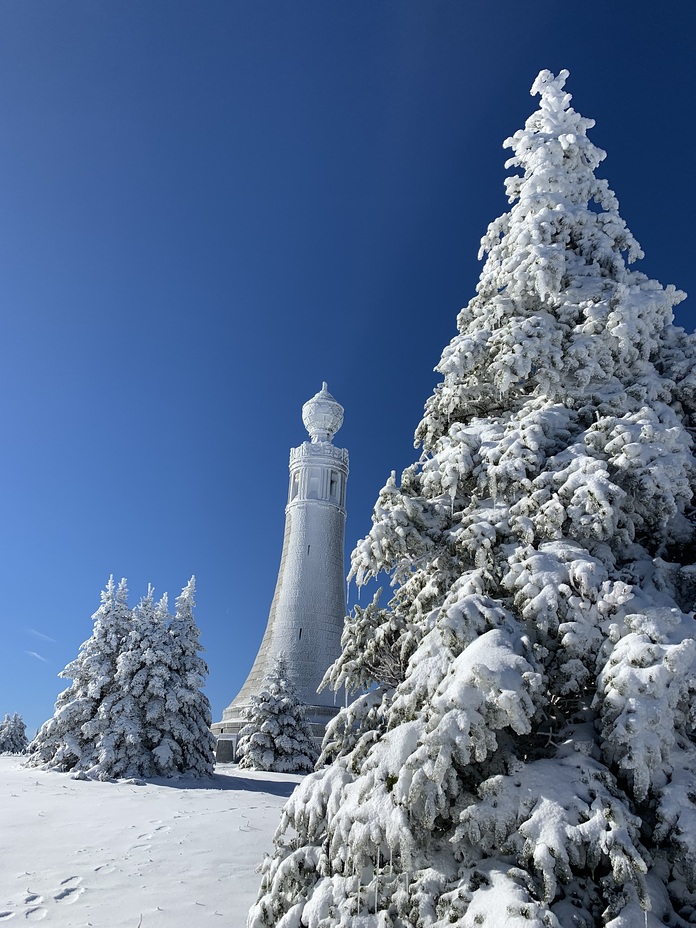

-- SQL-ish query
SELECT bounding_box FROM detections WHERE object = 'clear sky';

[0,1,694,736]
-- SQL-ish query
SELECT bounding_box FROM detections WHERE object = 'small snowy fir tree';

[161,576,216,777]
[250,71,696,928]
[237,655,317,773]
[89,585,173,779]
[26,576,132,772]
[0,713,28,753]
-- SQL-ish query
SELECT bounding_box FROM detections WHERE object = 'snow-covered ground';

[0,754,300,927]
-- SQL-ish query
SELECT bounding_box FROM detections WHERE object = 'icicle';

[374,848,380,913]
[344,687,348,709]
[389,847,393,876]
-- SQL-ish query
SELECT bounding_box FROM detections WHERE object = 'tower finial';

[302,383,344,443]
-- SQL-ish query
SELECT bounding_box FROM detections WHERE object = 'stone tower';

[213,383,348,758]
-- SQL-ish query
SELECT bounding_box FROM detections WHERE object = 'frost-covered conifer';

[27,576,213,781]
[161,576,215,776]
[26,577,132,771]
[0,713,28,753]
[92,586,177,779]
[251,71,696,928]
[238,655,317,773]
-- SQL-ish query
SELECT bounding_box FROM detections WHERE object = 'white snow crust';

[0,755,300,927]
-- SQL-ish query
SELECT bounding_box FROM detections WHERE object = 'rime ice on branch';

[250,70,696,928]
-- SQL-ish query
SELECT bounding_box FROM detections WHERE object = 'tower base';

[212,703,339,763]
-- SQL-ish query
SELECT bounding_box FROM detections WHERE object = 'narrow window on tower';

[289,472,300,501]
[307,468,321,499]
[299,628,302,640]
[329,470,338,501]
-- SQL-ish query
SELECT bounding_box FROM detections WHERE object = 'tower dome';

[302,382,344,443]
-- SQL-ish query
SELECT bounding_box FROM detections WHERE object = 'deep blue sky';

[1,1,694,736]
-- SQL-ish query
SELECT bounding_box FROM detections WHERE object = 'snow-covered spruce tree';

[27,577,213,780]
[91,586,175,779]
[0,713,28,753]
[250,70,696,928]
[90,580,214,779]
[25,576,132,771]
[162,576,216,776]
[237,655,317,773]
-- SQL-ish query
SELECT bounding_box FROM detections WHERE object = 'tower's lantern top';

[302,382,344,443]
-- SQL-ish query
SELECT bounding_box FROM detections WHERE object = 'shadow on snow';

[145,769,299,798]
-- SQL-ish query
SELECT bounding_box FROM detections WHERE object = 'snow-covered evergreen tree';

[92,586,176,779]
[237,655,317,773]
[250,70,696,928]
[26,576,213,781]
[0,713,28,753]
[160,577,215,776]
[90,580,215,779]
[25,576,132,771]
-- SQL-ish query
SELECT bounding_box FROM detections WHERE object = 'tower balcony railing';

[289,442,349,467]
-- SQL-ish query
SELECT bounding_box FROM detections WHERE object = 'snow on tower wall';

[213,385,348,754]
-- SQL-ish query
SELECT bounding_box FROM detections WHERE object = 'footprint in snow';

[54,877,84,905]
[0,912,15,921]
[24,908,47,921]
